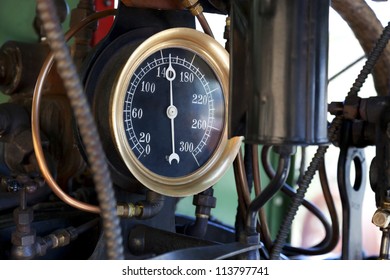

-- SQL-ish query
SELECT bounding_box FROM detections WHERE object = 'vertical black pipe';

[229,0,329,145]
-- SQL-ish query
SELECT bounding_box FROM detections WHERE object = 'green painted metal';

[0,0,80,44]
[0,0,78,98]
[0,0,38,45]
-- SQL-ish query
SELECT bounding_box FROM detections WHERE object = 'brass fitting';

[181,0,203,16]
[117,203,142,218]
[49,227,77,248]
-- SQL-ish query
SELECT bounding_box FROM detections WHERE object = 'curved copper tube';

[32,9,117,214]
[233,149,251,207]
[233,150,249,221]
[196,12,214,38]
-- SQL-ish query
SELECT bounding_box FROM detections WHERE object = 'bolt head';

[372,210,390,228]
[11,231,36,246]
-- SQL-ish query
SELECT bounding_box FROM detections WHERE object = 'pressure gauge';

[111,28,241,197]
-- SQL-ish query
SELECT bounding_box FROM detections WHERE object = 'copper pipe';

[253,145,273,251]
[235,149,251,207]
[177,0,215,38]
[196,12,214,38]
[123,0,215,38]
[32,9,117,214]
[234,179,247,222]
[233,150,249,221]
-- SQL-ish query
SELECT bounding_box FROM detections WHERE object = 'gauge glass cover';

[122,47,225,178]
[111,28,241,196]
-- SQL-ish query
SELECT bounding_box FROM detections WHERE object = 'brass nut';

[53,230,71,247]
[117,203,137,218]
[181,0,203,16]
[117,204,126,217]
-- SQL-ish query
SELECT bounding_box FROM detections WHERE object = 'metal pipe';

[234,149,251,207]
[185,188,216,238]
[196,12,214,38]
[252,145,272,252]
[178,0,214,38]
[282,159,339,256]
[233,149,251,235]
[261,146,336,256]
[246,150,291,235]
[379,228,390,259]
[32,9,117,214]
[74,218,99,235]
[116,191,165,219]
[35,1,122,259]
[230,0,329,145]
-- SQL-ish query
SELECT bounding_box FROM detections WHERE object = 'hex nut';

[11,232,36,246]
[14,208,33,225]
[117,203,127,217]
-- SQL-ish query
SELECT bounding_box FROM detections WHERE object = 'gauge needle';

[166,54,180,164]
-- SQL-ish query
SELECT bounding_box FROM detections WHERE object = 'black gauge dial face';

[122,47,225,178]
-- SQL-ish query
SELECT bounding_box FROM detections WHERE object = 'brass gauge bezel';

[111,28,241,197]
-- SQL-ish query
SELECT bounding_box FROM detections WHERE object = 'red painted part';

[92,0,115,45]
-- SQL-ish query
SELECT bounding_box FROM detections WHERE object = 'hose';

[261,146,334,255]
[269,125,335,259]
[36,0,123,259]
[270,19,390,260]
[136,191,165,219]
[318,159,340,252]
[184,188,215,238]
[282,160,339,256]
[246,148,291,236]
